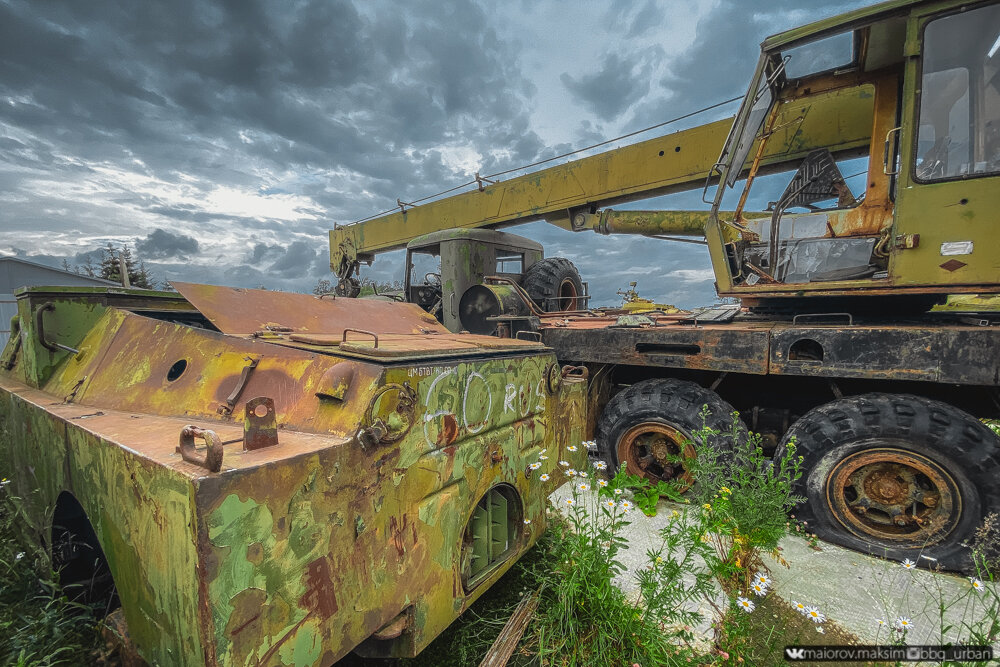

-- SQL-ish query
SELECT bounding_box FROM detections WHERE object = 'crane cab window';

[916,4,1000,181]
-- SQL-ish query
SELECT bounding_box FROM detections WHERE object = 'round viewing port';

[166,359,188,382]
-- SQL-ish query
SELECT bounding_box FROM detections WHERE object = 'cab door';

[892,2,1000,289]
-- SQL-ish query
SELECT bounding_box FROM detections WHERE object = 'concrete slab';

[549,483,995,647]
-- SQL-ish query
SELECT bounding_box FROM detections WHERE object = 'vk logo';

[785,647,807,660]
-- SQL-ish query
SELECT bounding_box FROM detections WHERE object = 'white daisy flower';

[970,577,985,593]
[529,462,542,470]
[523,519,531,525]
[876,618,887,627]
[604,499,616,509]
[584,440,598,451]
[538,455,549,460]
[539,473,550,482]
[901,558,916,570]
[565,469,577,477]
[564,498,575,507]
[613,488,623,495]
[593,460,608,470]
[598,479,608,488]
[619,500,633,513]
[567,445,578,452]
[750,582,768,597]
[0,478,10,486]
[792,601,807,615]
[579,471,588,478]
[578,483,590,492]
[895,616,912,630]
[736,596,755,613]
[559,460,570,467]
[753,572,771,587]
[805,607,825,623]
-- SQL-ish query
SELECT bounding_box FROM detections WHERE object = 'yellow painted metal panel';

[330,86,875,269]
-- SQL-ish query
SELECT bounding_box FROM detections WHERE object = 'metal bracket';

[342,328,379,348]
[177,425,224,472]
[792,312,854,326]
[219,356,260,417]
[34,302,79,355]
[243,396,278,450]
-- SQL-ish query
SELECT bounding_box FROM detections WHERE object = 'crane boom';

[329,85,873,275]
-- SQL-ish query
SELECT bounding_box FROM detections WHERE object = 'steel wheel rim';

[557,278,579,311]
[617,421,695,490]
[825,446,961,548]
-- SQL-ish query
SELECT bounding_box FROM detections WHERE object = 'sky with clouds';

[0,0,870,308]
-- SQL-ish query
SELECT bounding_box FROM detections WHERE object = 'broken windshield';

[783,31,855,79]
[727,79,774,187]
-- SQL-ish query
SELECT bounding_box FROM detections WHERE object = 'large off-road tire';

[522,257,583,312]
[596,378,745,487]
[778,393,1000,572]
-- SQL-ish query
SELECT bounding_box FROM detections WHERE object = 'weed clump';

[0,478,104,666]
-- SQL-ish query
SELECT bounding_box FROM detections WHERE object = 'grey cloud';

[628,0,871,132]
[136,228,200,259]
[266,240,321,277]
[560,51,659,122]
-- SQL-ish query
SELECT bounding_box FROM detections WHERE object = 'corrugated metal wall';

[0,258,114,349]
[0,296,16,349]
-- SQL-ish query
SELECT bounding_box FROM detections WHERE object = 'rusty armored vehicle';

[0,282,587,665]
[332,0,1000,570]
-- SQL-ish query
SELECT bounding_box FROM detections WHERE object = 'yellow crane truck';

[331,0,1000,570]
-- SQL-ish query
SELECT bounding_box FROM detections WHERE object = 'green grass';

[0,494,105,666]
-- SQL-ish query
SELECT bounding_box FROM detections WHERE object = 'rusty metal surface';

[172,281,447,335]
[540,319,773,375]
[825,447,959,547]
[243,396,278,451]
[540,314,1000,386]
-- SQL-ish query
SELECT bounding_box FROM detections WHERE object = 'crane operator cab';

[708,0,1000,310]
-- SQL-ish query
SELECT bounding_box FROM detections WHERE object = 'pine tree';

[98,243,153,288]
[79,256,97,277]
[99,243,123,284]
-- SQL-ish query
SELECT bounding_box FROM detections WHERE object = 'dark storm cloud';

[266,240,322,278]
[0,0,545,292]
[136,229,200,259]
[560,51,659,122]
[0,0,537,187]
[628,0,871,131]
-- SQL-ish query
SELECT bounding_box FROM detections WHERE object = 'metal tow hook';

[356,421,388,450]
[177,425,224,472]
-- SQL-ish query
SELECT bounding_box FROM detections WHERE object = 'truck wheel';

[779,394,1000,571]
[596,378,745,488]
[522,257,583,312]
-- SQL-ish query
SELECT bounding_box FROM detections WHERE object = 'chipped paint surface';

[0,285,587,666]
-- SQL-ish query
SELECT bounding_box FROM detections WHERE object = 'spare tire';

[522,257,584,312]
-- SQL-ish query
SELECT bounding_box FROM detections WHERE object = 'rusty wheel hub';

[826,447,960,547]
[557,278,579,311]
[617,421,695,489]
